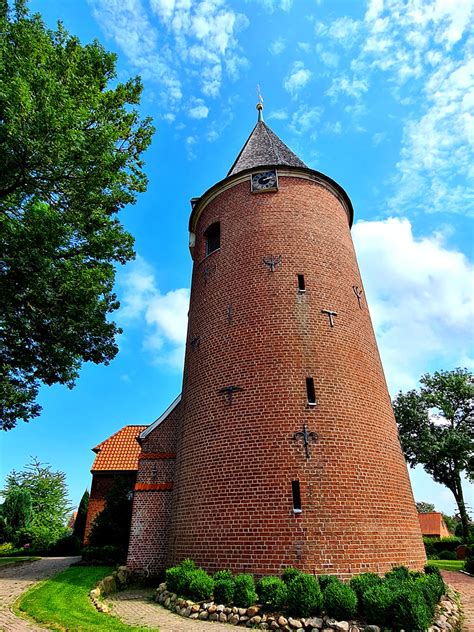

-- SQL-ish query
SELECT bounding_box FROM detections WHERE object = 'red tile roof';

[418,512,451,537]
[91,425,147,472]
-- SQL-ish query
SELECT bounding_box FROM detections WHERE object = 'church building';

[89,103,426,578]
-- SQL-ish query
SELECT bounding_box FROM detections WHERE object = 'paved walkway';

[108,589,230,631]
[442,570,474,632]
[0,556,80,632]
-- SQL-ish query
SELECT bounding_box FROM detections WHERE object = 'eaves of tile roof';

[91,425,147,472]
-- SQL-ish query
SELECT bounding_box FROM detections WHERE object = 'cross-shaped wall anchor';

[263,255,282,272]
[352,286,363,309]
[202,263,216,283]
[218,385,243,404]
[321,309,337,327]
[227,304,234,324]
[190,336,200,351]
[293,423,318,459]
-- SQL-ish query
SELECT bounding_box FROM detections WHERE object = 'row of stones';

[155,583,462,632]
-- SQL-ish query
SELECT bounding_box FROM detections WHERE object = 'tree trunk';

[453,469,470,542]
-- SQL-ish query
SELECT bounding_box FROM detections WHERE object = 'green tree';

[416,501,436,513]
[0,1,154,429]
[3,457,72,548]
[72,489,89,543]
[2,487,32,544]
[393,368,473,541]
[89,475,133,554]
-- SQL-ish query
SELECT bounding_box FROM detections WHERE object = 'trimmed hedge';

[323,580,357,620]
[281,566,301,585]
[257,576,288,610]
[287,573,322,617]
[423,536,462,558]
[166,559,214,600]
[392,585,432,631]
[361,583,396,628]
[214,578,235,604]
[233,574,257,608]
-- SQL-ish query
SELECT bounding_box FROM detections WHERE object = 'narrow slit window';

[306,377,316,406]
[205,222,220,255]
[292,480,302,512]
[297,274,305,292]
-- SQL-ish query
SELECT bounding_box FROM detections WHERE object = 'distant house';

[83,425,146,544]
[418,512,452,538]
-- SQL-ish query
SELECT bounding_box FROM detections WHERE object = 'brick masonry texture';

[164,173,426,577]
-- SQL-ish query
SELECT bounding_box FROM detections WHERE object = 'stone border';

[89,565,133,613]
[155,582,462,632]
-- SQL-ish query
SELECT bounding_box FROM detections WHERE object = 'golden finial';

[256,84,264,121]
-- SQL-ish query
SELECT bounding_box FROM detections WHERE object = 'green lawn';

[427,559,465,571]
[0,557,41,566]
[16,565,158,631]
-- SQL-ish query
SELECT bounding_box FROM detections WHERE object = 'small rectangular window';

[306,377,316,406]
[205,222,220,255]
[297,274,305,292]
[292,480,302,512]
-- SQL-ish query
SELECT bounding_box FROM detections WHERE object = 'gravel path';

[0,556,80,632]
[442,570,474,632]
[108,589,230,631]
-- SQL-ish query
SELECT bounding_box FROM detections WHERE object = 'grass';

[0,556,41,566]
[15,565,159,631]
[427,559,465,571]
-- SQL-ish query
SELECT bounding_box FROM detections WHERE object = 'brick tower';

[127,104,426,578]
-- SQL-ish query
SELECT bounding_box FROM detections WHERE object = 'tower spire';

[256,84,264,122]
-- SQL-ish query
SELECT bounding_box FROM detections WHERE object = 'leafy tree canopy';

[416,501,436,513]
[3,457,72,547]
[72,489,89,543]
[1,487,33,544]
[393,368,473,541]
[0,0,154,429]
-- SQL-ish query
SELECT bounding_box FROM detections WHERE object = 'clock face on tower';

[251,169,278,193]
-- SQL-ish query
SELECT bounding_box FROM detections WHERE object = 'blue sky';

[1,0,473,519]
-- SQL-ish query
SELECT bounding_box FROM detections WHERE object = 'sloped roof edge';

[140,393,182,440]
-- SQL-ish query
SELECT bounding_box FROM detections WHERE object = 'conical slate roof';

[227,120,307,176]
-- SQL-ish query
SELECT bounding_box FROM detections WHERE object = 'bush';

[49,534,82,556]
[213,569,233,582]
[323,581,357,620]
[165,559,196,595]
[281,566,301,585]
[287,573,322,617]
[0,542,15,555]
[424,563,442,577]
[465,541,474,574]
[391,585,432,631]
[233,574,257,608]
[361,584,396,628]
[423,536,462,557]
[349,572,382,609]
[439,549,457,560]
[414,575,445,618]
[318,574,340,591]
[82,545,122,563]
[187,568,214,601]
[257,576,288,610]
[384,565,410,582]
[214,578,235,605]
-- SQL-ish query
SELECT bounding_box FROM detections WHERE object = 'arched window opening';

[205,222,220,256]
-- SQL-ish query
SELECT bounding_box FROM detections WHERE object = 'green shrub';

[413,575,444,618]
[385,565,410,582]
[424,564,442,577]
[465,541,474,574]
[187,568,214,601]
[165,559,196,595]
[0,542,15,555]
[318,574,340,591]
[82,545,122,563]
[287,573,322,617]
[213,569,233,582]
[257,576,288,610]
[214,578,235,604]
[361,584,396,628]
[281,566,301,585]
[439,549,457,560]
[423,536,462,557]
[49,534,82,556]
[349,572,382,609]
[391,585,432,631]
[233,574,257,608]
[323,581,357,620]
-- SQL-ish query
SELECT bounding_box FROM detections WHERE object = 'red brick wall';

[84,471,136,545]
[127,404,180,575]
[165,173,426,577]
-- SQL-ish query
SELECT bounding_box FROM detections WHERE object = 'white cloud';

[326,76,369,100]
[324,121,342,135]
[188,98,209,119]
[289,105,323,138]
[269,38,286,55]
[119,256,190,370]
[253,0,293,12]
[352,217,474,394]
[372,131,387,146]
[185,135,198,159]
[284,61,312,96]
[267,109,288,121]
